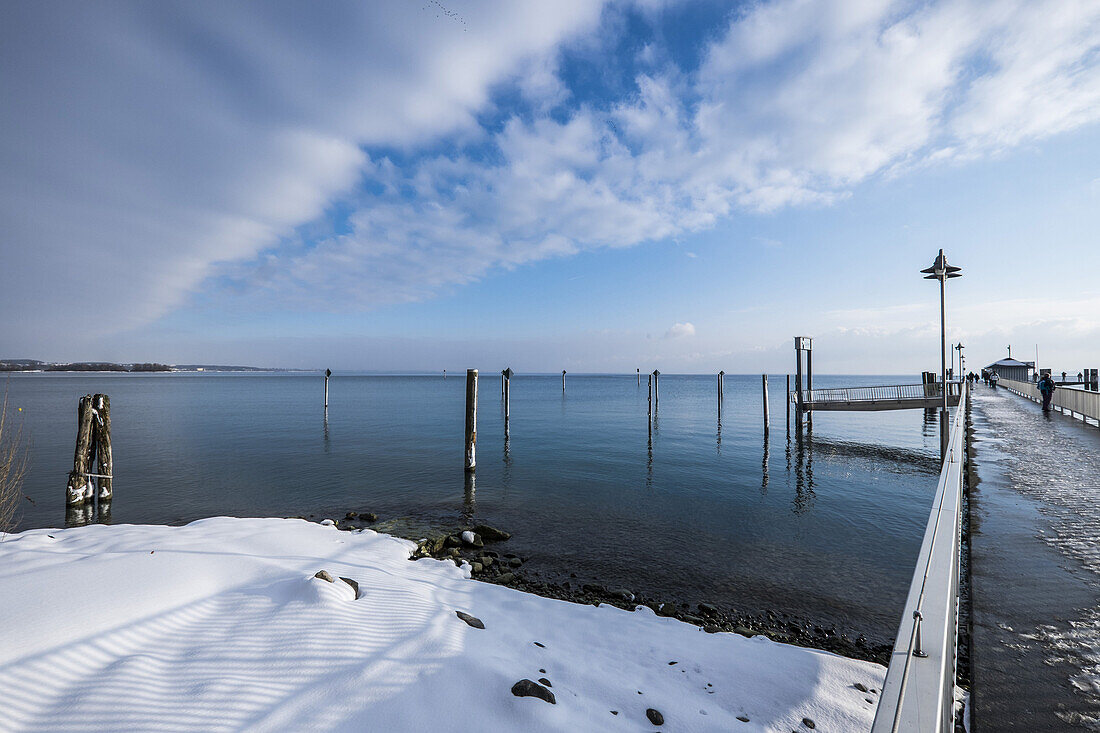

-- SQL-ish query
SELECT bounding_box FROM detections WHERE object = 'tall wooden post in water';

[324,369,331,409]
[465,369,478,472]
[562,370,566,393]
[652,370,660,408]
[66,393,112,506]
[786,374,791,433]
[502,368,513,423]
[762,374,770,432]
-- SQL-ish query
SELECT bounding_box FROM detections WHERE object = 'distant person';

[1038,374,1056,410]
[990,372,999,388]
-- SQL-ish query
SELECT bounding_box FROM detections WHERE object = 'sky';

[2,0,1099,374]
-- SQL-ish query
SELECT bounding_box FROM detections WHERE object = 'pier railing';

[872,383,967,733]
[795,381,963,405]
[998,377,1100,425]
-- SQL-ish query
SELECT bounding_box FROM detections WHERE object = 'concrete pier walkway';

[969,385,1100,730]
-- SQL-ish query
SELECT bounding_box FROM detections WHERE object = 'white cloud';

[249,0,1100,313]
[5,0,1100,350]
[0,0,605,347]
[665,322,696,339]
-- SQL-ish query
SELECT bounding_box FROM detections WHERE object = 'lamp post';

[956,343,965,380]
[921,249,962,411]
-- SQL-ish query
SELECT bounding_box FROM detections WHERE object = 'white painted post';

[324,369,330,409]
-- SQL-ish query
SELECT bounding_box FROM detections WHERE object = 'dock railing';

[999,377,1100,425]
[794,381,963,406]
[871,383,967,733]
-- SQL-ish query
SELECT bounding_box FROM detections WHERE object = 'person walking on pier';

[1038,373,1056,410]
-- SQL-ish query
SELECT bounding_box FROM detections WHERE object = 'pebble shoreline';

[311,512,893,667]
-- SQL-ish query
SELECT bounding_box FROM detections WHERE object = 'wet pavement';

[969,385,1100,730]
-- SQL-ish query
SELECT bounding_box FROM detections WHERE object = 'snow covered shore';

[0,518,884,731]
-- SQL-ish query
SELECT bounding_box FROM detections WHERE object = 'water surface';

[6,372,945,642]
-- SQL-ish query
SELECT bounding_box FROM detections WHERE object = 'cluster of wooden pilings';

[65,394,112,518]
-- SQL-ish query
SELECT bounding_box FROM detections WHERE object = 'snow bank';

[0,518,884,731]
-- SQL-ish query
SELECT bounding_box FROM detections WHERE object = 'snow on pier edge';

[0,517,884,731]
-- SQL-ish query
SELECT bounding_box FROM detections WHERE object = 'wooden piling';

[562,370,567,392]
[717,372,722,418]
[637,368,640,386]
[786,374,791,433]
[652,370,660,408]
[465,369,478,472]
[503,368,513,422]
[324,369,331,408]
[762,374,770,432]
[93,394,112,501]
[648,374,652,418]
[65,395,95,506]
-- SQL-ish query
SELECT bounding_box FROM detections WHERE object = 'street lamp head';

[921,248,962,279]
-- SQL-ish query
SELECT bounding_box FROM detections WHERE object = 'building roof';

[984,358,1034,369]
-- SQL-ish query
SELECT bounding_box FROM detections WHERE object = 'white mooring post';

[762,374,770,432]
[562,370,567,392]
[503,368,513,422]
[324,368,331,409]
[465,369,478,472]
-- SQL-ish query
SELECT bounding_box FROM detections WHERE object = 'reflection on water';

[761,431,769,494]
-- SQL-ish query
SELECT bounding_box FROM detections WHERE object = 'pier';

[968,383,1100,729]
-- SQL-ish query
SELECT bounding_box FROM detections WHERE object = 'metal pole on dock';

[921,249,961,412]
[794,340,804,430]
[324,369,330,409]
[465,369,478,472]
[762,374,770,432]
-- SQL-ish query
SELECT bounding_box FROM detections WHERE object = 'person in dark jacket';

[1038,374,1056,410]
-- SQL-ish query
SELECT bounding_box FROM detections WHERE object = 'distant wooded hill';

[0,360,173,372]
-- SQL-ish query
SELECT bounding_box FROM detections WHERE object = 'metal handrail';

[872,383,968,732]
[794,382,962,404]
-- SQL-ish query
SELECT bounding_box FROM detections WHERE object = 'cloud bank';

[2,0,1099,351]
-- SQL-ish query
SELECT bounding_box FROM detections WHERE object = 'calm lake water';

[5,372,946,642]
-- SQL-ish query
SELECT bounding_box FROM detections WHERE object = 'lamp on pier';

[921,249,962,411]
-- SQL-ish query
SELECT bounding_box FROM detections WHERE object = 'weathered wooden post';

[762,374,770,433]
[324,368,331,409]
[65,393,112,505]
[647,373,652,417]
[652,369,660,408]
[637,368,640,386]
[465,369,478,472]
[65,395,95,506]
[93,394,112,501]
[717,371,722,419]
[786,374,791,433]
[562,370,567,392]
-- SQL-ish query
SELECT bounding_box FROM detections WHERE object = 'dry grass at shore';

[0,385,28,532]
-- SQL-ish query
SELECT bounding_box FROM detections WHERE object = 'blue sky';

[3,0,1099,373]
